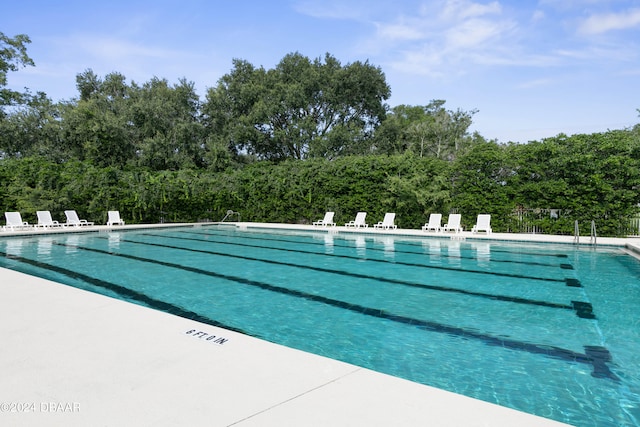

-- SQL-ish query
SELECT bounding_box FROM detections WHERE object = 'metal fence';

[506,208,571,235]
[504,208,640,237]
[628,215,640,236]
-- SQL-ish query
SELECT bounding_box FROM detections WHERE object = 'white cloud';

[578,8,640,35]
[388,47,447,77]
[375,21,424,41]
[364,0,640,82]
[71,36,182,62]
[516,78,555,89]
[532,10,545,22]
[617,67,640,76]
[554,43,638,62]
[440,0,501,21]
[444,17,509,49]
[293,0,373,20]
[537,0,603,11]
[367,0,519,76]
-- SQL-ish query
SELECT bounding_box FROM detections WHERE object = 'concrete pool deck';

[3,222,636,426]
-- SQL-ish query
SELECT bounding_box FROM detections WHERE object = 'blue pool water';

[1,225,640,426]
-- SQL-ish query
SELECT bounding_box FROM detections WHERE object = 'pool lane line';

[37,242,616,381]
[0,250,248,336]
[145,232,571,284]
[128,236,596,319]
[106,236,591,314]
[197,227,574,260]
[197,227,572,259]
[182,229,569,266]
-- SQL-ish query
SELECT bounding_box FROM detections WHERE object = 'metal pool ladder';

[574,220,597,245]
[221,210,241,222]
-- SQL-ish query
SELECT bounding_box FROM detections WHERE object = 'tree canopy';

[0,32,34,114]
[203,52,391,160]
[373,101,479,159]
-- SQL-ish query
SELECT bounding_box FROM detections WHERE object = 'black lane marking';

[572,301,596,319]
[183,229,567,267]
[147,232,567,284]
[117,236,595,318]
[566,278,582,287]
[182,231,583,289]
[36,242,617,380]
[0,250,248,336]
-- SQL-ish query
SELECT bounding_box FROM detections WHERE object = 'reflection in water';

[354,235,366,257]
[475,242,491,267]
[65,235,80,254]
[423,239,442,262]
[447,241,461,267]
[374,236,395,259]
[323,234,334,254]
[37,237,53,256]
[5,240,23,257]
[108,233,121,250]
[344,234,367,257]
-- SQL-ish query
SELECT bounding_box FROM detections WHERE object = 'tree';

[129,77,205,170]
[0,92,64,159]
[0,32,34,114]
[370,104,426,155]
[203,52,391,160]
[201,58,263,161]
[60,70,135,167]
[373,101,477,160]
[450,141,513,230]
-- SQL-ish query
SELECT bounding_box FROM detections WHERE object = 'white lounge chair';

[36,211,62,228]
[421,213,442,232]
[373,213,397,230]
[313,212,336,227]
[64,210,94,227]
[472,214,492,234]
[345,212,368,228]
[443,214,463,233]
[4,212,32,231]
[107,210,125,226]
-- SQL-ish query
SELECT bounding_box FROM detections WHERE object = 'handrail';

[590,220,597,245]
[574,220,579,245]
[221,210,240,222]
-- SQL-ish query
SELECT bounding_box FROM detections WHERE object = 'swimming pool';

[1,225,639,427]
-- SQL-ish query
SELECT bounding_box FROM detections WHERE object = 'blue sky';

[2,0,639,143]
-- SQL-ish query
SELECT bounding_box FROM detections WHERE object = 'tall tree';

[130,77,205,170]
[372,104,432,155]
[0,32,34,114]
[0,92,64,159]
[203,52,391,160]
[373,101,477,159]
[60,70,135,167]
[406,100,477,159]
